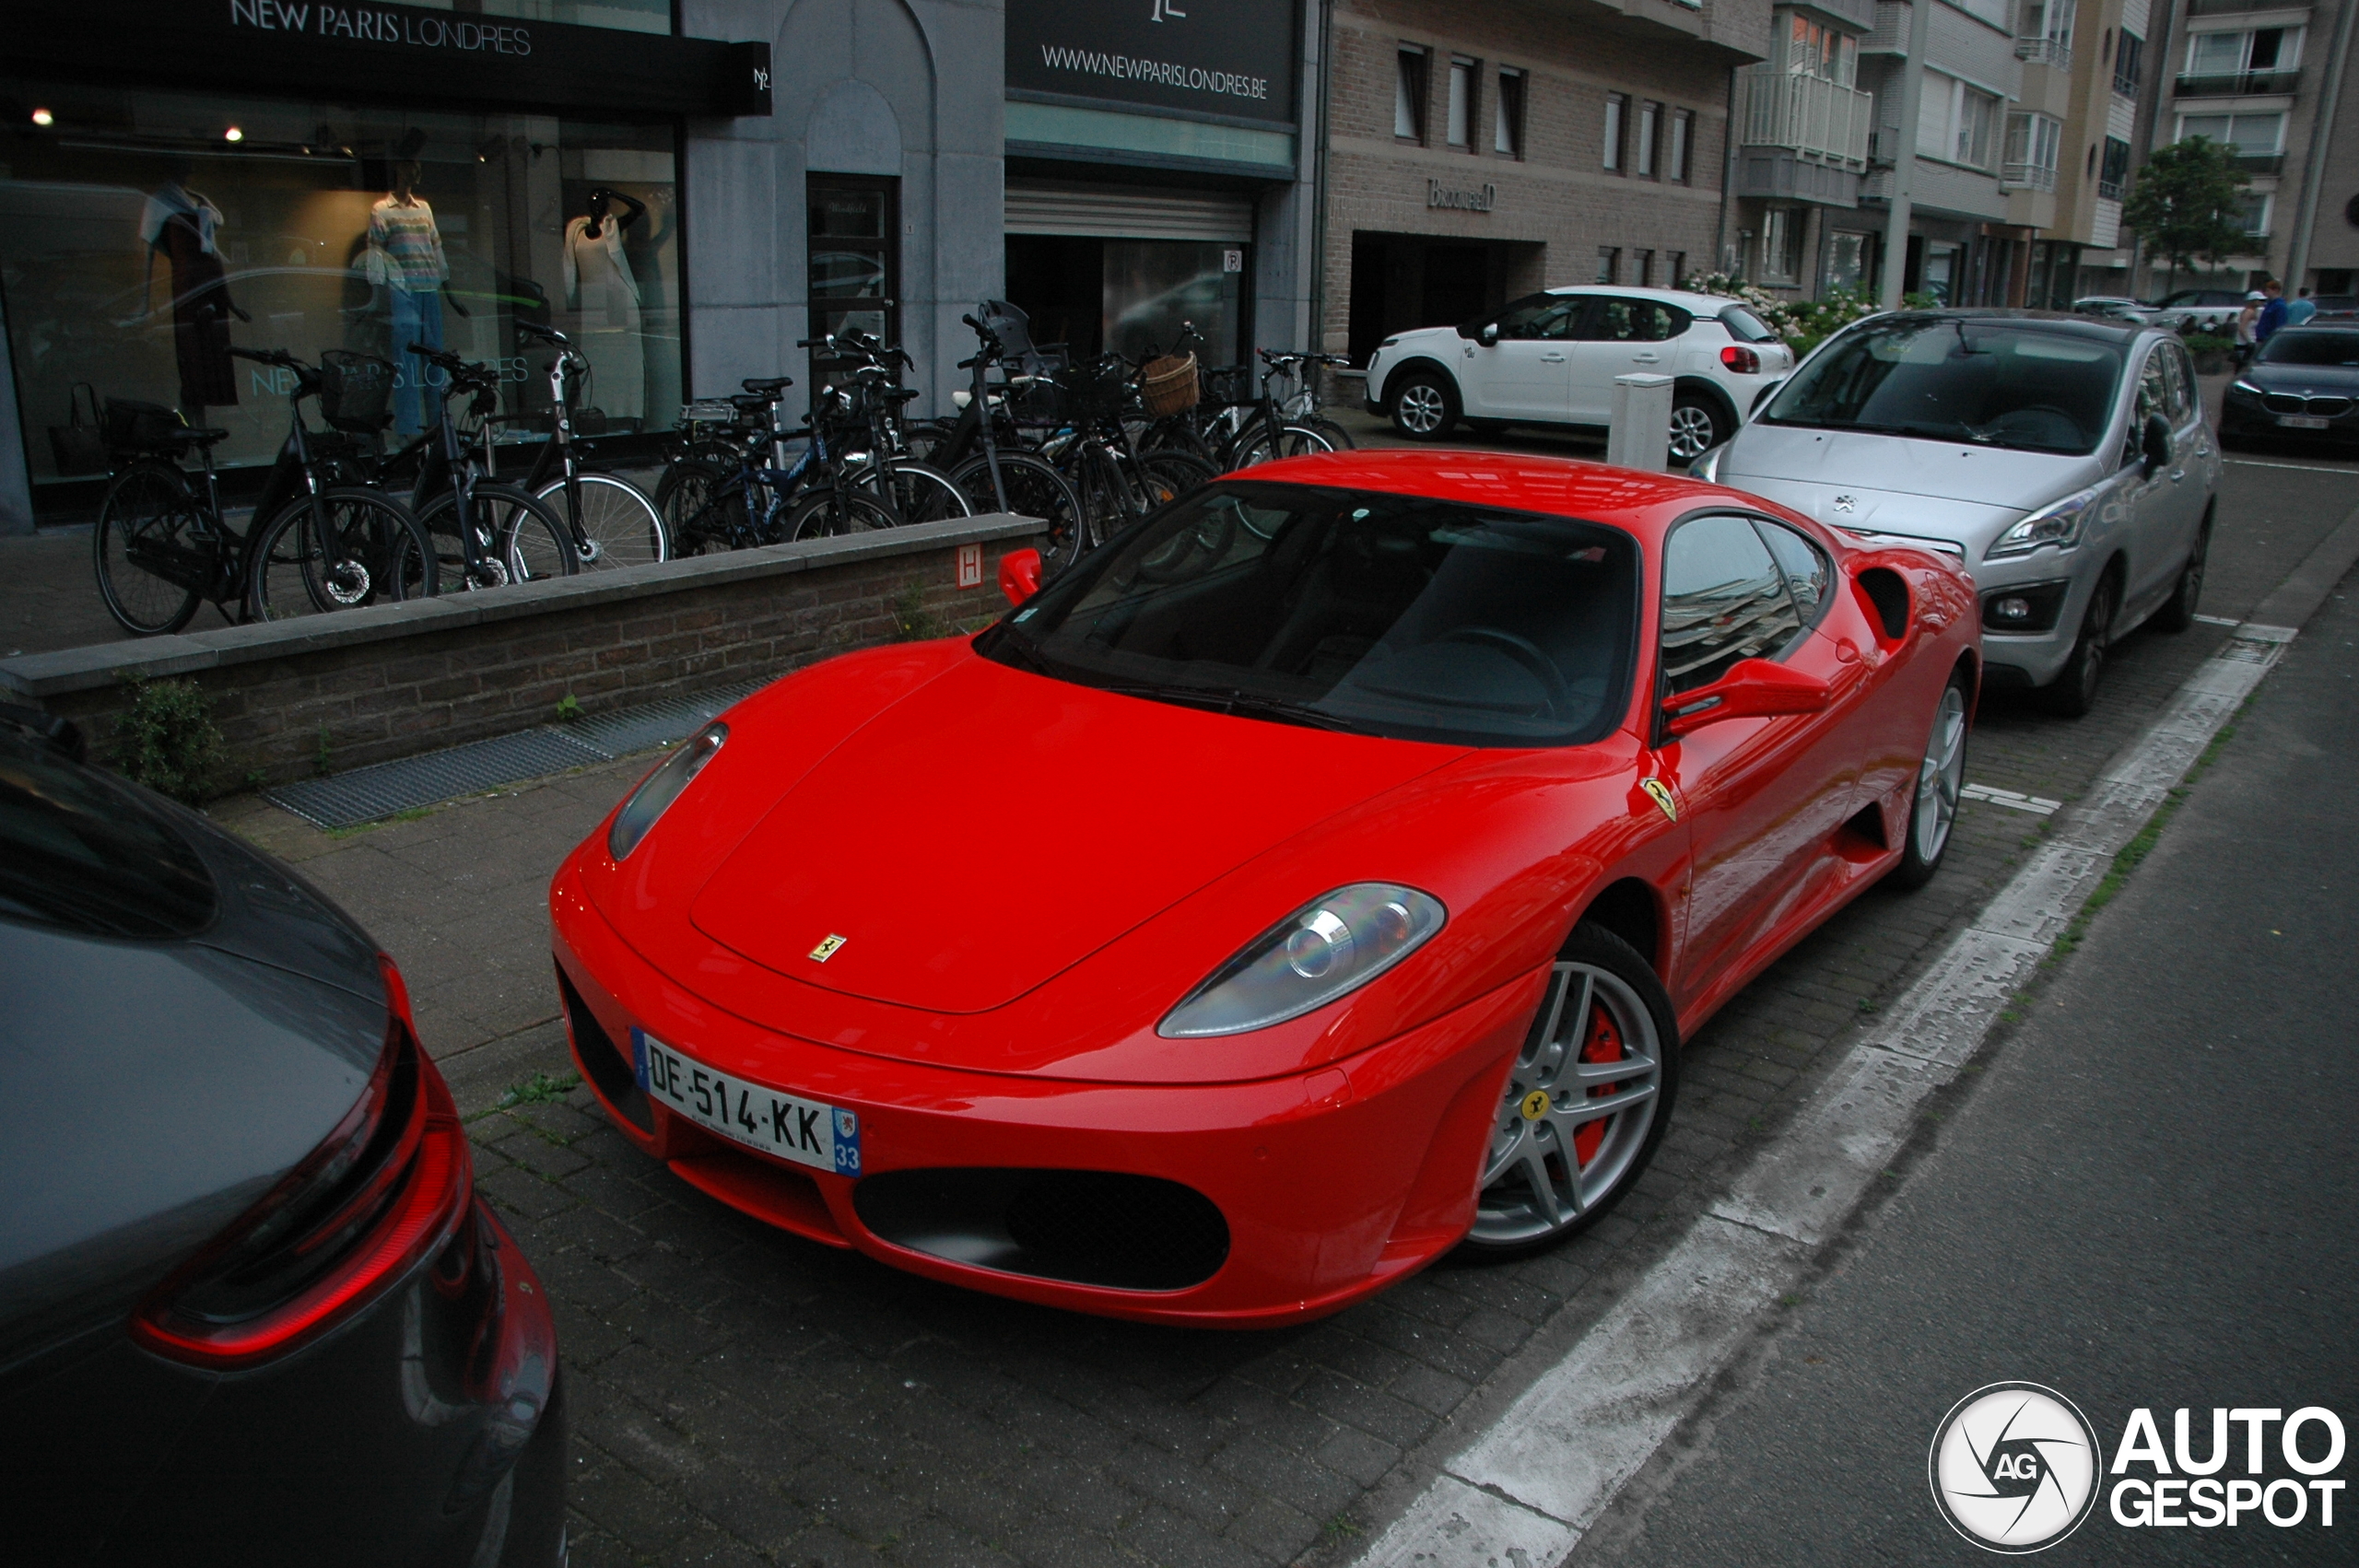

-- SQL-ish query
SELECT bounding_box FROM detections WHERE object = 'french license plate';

[632,1028,861,1176]
[2278,415,2331,429]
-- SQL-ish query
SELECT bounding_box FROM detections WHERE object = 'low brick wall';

[0,515,1042,788]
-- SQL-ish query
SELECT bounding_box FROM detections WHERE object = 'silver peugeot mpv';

[1691,310,2219,715]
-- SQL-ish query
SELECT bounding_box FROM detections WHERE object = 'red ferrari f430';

[550,451,1978,1326]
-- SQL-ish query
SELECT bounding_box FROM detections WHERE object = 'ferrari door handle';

[1540,352,1567,363]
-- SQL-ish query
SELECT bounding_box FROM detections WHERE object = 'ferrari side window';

[1661,515,1803,693]
[1754,520,1831,625]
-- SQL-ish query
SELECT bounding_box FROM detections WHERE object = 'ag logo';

[1930,1383,2104,1553]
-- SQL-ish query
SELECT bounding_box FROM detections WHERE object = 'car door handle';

[1632,352,1661,363]
[2169,470,2186,482]
[1540,352,1566,363]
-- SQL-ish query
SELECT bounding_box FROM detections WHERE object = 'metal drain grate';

[264,678,769,829]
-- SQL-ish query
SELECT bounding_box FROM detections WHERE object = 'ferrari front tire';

[1891,669,1969,891]
[1461,924,1679,1257]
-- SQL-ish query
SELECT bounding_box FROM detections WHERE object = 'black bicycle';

[405,343,578,590]
[916,312,1088,573]
[488,320,670,570]
[93,347,436,634]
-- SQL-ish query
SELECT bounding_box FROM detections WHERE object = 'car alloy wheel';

[1468,947,1668,1249]
[1394,377,1452,438]
[1895,676,1968,888]
[2153,515,2211,634]
[2044,578,2116,717]
[1667,399,1722,463]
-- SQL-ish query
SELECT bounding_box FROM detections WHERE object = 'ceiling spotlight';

[30,108,54,127]
[224,125,243,143]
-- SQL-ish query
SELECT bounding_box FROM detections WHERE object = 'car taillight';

[130,955,472,1369]
[1720,345,1761,374]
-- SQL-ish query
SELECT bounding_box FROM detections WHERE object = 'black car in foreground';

[0,709,565,1566]
[2222,325,2359,448]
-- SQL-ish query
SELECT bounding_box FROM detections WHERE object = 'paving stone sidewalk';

[197,459,2352,1568]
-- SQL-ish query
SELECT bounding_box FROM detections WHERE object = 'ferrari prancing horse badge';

[1641,778,1679,824]
[809,933,848,963]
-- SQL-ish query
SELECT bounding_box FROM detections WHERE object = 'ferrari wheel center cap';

[1520,1089,1552,1121]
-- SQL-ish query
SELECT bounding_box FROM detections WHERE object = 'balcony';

[2015,37,2072,68]
[2174,70,2301,96]
[2001,161,2060,191]
[1737,65,1873,170]
[2189,0,2300,11]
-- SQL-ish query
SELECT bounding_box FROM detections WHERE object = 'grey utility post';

[1607,374,1675,472]
[1879,0,1934,311]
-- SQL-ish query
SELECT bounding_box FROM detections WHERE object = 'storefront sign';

[1427,181,1497,213]
[1007,0,1298,125]
[3,0,770,117]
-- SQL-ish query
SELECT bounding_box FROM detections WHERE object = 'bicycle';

[93,347,435,634]
[1032,350,1215,556]
[919,312,1088,574]
[660,374,898,554]
[485,319,669,570]
[782,331,970,537]
[405,343,579,590]
[1208,349,1356,470]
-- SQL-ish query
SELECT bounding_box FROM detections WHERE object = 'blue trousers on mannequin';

[391,285,445,439]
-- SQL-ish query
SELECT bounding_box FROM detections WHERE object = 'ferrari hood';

[689,655,1463,1014]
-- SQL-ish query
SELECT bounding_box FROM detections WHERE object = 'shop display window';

[1105,242,1244,364]
[0,80,682,497]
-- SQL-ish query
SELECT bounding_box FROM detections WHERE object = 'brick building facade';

[1321,0,1771,365]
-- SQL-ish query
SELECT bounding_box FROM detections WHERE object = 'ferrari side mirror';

[998,547,1042,607]
[1661,658,1833,737]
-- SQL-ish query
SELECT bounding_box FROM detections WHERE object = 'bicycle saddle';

[741,376,794,393]
[728,392,776,414]
[883,387,921,404]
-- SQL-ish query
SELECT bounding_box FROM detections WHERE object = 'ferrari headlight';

[607,722,726,861]
[1986,483,2101,560]
[1157,883,1446,1038]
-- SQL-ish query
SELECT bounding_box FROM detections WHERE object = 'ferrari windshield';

[979,482,1639,747]
[1763,318,2127,454]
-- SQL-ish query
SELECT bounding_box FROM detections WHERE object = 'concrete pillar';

[1607,373,1674,472]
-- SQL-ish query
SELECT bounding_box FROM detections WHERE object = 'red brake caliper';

[1574,999,1624,1166]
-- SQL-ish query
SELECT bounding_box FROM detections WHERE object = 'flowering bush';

[1684,275,1939,359]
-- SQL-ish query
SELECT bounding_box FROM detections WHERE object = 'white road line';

[2223,458,2359,475]
[1961,783,2060,815]
[2192,613,2240,626]
[1355,619,2294,1568]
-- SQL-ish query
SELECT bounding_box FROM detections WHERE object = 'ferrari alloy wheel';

[1894,673,1969,889]
[1465,926,1677,1254]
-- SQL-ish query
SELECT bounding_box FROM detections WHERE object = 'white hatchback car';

[1361,287,1794,462]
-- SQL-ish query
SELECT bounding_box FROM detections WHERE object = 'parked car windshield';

[2254,330,2359,368]
[1760,317,2126,454]
[0,731,216,939]
[978,482,1640,748]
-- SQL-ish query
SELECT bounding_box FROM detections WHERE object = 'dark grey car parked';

[0,709,566,1566]
[2221,326,2359,449]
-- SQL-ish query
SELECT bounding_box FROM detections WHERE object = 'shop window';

[1603,94,1628,172]
[1447,58,1475,149]
[1496,68,1525,158]
[0,81,682,497]
[1396,47,1428,142]
[1670,110,1693,183]
[807,175,898,380]
[1637,102,1661,178]
[1597,246,1620,284]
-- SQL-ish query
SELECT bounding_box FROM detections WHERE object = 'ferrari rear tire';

[1461,924,1679,1257]
[1891,670,1970,891]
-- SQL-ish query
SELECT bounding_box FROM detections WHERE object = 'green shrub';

[890,581,942,642]
[113,676,223,804]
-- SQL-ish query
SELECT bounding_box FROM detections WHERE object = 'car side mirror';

[2141,412,2172,476]
[1661,658,1833,737]
[998,547,1042,607]
[1478,322,1499,346]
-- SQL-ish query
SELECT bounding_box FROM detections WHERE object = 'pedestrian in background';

[2256,278,2289,345]
[2236,292,2262,368]
[2285,287,2318,328]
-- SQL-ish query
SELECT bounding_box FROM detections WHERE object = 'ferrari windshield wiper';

[1097,683,1363,733]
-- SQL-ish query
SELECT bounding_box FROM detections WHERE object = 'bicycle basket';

[1068,359,1135,425]
[102,398,185,452]
[1140,353,1200,417]
[679,399,740,426]
[1199,364,1255,407]
[318,350,394,434]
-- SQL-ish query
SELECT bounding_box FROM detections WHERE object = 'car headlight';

[1985,483,2103,560]
[2229,380,2263,398]
[608,722,726,860]
[1157,883,1446,1038]
[1687,443,1726,484]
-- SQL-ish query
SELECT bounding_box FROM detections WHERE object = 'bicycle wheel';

[94,462,206,635]
[247,488,438,622]
[534,471,669,569]
[784,486,898,541]
[1234,421,1344,470]
[872,461,974,524]
[946,451,1088,579]
[417,485,577,590]
[655,459,736,555]
[1134,450,1216,509]
[1300,415,1356,451]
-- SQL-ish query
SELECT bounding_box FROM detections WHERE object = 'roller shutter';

[1004,181,1254,243]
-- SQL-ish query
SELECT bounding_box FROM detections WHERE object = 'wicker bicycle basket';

[318,351,395,434]
[1139,352,1201,417]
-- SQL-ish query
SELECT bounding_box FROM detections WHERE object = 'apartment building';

[1320,0,1771,365]
[2143,0,2358,295]
[2020,0,2159,306]
[1729,1,1883,298]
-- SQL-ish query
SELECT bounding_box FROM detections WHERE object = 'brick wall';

[0,516,1040,790]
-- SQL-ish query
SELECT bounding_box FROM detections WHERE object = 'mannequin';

[563,187,646,425]
[140,157,249,420]
[367,157,467,439]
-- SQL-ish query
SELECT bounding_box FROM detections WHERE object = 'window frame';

[1447,55,1477,149]
[1657,511,1818,697]
[1669,109,1694,182]
[1637,100,1661,178]
[1495,66,1526,158]
[2114,30,2143,95]
[1604,92,1629,172]
[1597,247,1621,285]
[1396,46,1429,143]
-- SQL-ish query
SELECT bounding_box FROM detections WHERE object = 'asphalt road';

[1571,569,2359,1565]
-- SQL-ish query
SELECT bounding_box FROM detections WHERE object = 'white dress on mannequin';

[562,215,644,424]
